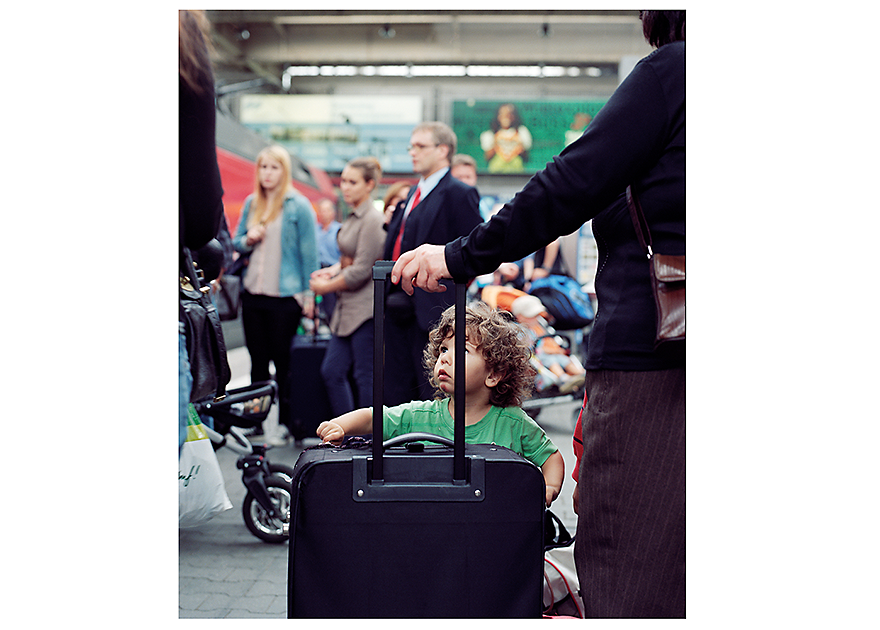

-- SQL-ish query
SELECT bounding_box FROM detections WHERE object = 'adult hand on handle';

[391,244,450,295]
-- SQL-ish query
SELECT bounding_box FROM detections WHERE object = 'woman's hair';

[490,103,523,133]
[179,10,214,94]
[424,301,535,408]
[346,156,383,187]
[248,145,294,227]
[383,181,411,210]
[640,10,686,48]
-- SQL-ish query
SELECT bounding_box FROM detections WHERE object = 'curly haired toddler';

[317,301,564,506]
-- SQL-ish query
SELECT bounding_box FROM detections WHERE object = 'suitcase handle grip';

[382,432,454,449]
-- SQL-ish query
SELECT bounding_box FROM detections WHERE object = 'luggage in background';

[286,261,546,618]
[287,331,333,440]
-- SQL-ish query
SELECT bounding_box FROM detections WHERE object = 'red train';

[215,111,337,233]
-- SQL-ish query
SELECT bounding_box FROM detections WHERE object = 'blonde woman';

[233,145,319,440]
[309,157,386,414]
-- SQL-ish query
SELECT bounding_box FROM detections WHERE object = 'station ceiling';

[205,10,653,93]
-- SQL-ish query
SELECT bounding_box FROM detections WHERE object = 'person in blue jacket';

[233,145,319,440]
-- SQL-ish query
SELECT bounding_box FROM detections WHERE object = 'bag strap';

[625,185,653,260]
[544,508,575,551]
[226,252,250,277]
[182,246,229,402]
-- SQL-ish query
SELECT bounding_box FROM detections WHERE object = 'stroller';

[193,381,296,543]
[478,285,591,422]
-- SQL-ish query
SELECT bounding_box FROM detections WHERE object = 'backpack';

[528,275,594,330]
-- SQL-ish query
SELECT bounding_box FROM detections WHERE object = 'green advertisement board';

[452,99,608,174]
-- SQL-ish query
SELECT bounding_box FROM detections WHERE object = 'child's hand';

[317,421,345,445]
[545,484,560,507]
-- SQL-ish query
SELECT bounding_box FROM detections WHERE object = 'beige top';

[330,199,386,337]
[242,214,282,297]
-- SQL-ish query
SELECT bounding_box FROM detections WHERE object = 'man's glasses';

[407,143,439,152]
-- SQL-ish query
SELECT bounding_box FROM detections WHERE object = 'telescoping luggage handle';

[363,261,479,501]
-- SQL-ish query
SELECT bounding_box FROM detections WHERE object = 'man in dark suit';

[383,122,482,406]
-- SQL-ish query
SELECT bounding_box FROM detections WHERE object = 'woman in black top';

[179,10,225,454]
[393,11,685,617]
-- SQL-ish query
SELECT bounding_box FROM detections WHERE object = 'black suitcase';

[287,261,546,618]
[288,332,333,440]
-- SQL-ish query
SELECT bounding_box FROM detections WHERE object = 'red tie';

[391,186,421,260]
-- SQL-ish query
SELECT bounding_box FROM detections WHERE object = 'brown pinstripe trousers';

[575,368,686,617]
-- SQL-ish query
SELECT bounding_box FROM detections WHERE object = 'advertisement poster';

[452,99,608,174]
[240,94,423,173]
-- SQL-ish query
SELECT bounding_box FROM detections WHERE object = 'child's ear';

[485,371,502,388]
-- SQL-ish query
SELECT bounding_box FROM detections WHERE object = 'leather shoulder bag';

[626,186,685,346]
[180,246,231,402]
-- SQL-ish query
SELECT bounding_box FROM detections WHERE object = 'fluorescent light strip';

[284,65,604,78]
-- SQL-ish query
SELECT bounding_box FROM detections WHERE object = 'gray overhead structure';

[206,10,653,98]
[204,9,654,199]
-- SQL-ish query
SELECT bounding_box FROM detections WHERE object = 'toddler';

[511,295,586,394]
[317,301,564,506]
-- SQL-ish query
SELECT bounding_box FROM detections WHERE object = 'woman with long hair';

[232,145,319,441]
[309,157,386,414]
[480,103,532,173]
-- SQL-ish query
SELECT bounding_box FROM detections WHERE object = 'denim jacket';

[232,190,319,297]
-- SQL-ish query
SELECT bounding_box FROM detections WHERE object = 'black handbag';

[215,273,241,321]
[180,246,231,402]
[215,252,249,321]
[626,185,685,346]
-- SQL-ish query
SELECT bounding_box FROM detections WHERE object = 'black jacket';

[385,170,482,331]
[446,42,685,370]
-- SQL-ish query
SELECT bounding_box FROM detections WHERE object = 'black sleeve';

[446,49,675,281]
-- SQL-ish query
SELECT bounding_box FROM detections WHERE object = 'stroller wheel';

[242,475,291,544]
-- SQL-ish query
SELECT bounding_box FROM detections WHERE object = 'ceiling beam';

[269,13,640,26]
[211,29,284,90]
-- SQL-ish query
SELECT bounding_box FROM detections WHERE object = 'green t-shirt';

[378,398,558,467]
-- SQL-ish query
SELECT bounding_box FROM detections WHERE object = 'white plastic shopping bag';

[179,404,232,527]
[542,509,583,617]
[543,544,583,617]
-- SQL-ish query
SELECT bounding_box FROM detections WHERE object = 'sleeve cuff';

[444,238,469,283]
